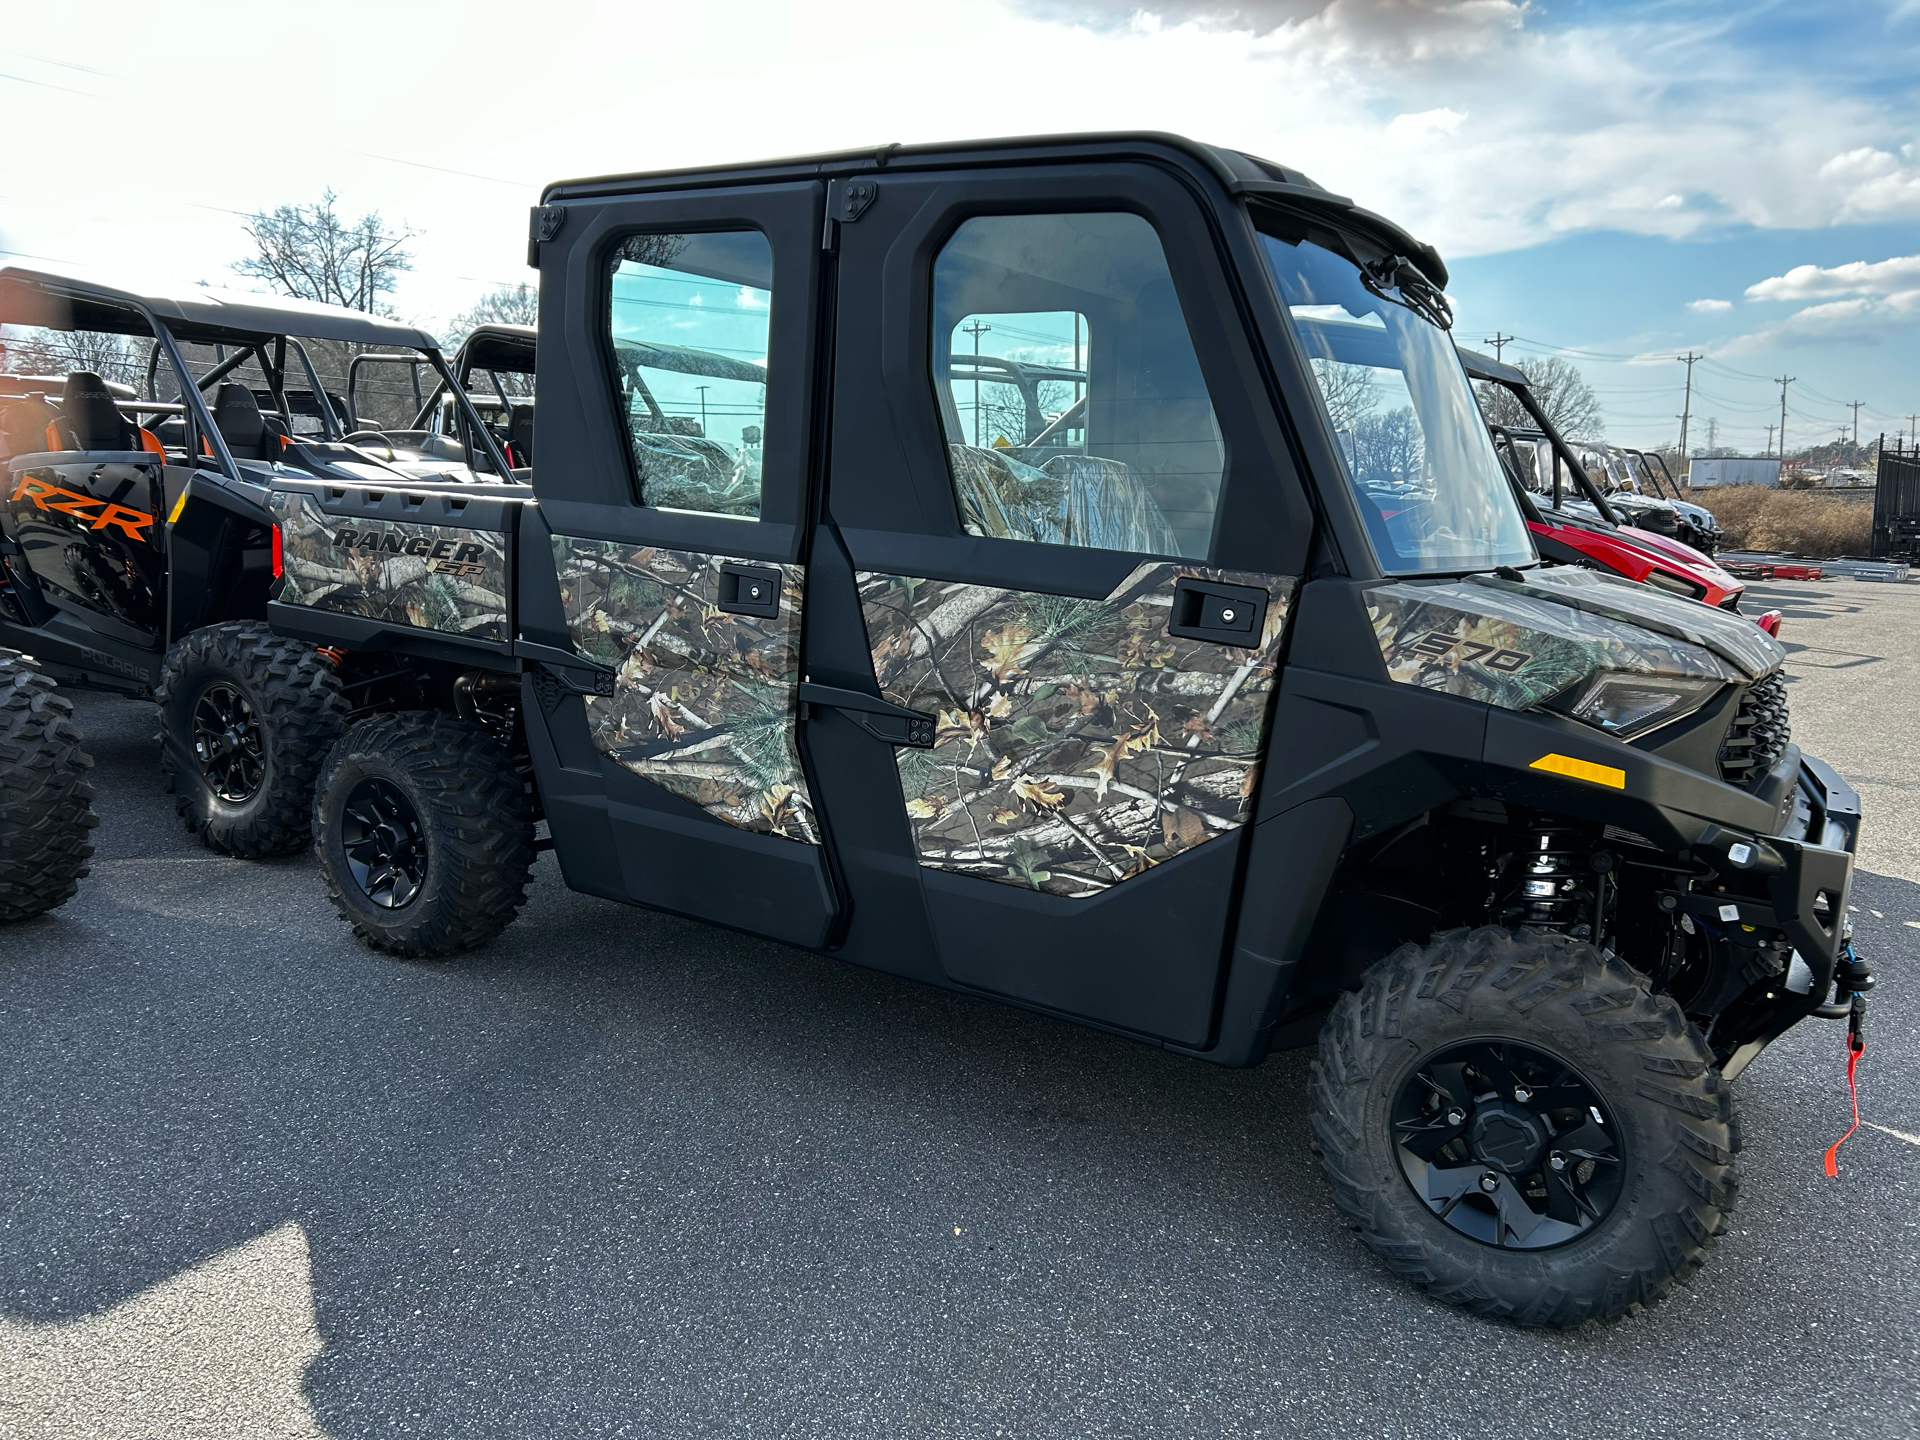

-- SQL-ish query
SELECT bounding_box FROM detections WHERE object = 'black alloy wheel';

[1392,1038,1623,1250]
[340,776,428,909]
[191,682,266,803]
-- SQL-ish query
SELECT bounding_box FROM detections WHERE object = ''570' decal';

[9,476,154,541]
[1408,629,1532,672]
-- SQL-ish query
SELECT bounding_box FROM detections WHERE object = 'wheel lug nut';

[1549,1152,1567,1172]
[1446,1109,1465,1127]
[1478,1173,1500,1192]
[1513,1087,1532,1103]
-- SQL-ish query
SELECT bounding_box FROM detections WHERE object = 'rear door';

[522,182,840,949]
[802,162,1316,1045]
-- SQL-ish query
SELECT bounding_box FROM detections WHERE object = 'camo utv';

[262,135,1870,1327]
[0,269,513,855]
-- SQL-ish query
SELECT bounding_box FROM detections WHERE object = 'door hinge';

[822,179,878,250]
[527,204,566,266]
[799,682,935,748]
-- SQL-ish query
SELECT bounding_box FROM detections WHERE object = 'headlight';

[1547,672,1724,740]
[1644,570,1705,599]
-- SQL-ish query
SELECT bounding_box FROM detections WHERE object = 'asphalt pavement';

[2,577,1916,1439]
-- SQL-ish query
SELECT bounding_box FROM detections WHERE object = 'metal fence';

[1872,441,1920,560]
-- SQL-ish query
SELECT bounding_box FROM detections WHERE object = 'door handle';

[799,682,936,748]
[1166,577,1268,648]
[717,563,781,617]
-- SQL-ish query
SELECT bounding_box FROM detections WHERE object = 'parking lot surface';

[2,578,1915,1439]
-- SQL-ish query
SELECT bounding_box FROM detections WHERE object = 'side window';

[604,229,772,519]
[930,212,1224,559]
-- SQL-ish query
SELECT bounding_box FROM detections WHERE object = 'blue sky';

[2,0,1914,455]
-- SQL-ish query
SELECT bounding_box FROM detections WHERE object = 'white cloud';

[0,0,1917,326]
[1720,289,1920,354]
[1687,298,1734,312]
[1744,254,1920,301]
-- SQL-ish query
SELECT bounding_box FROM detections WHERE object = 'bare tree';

[1474,356,1603,442]
[1,326,150,386]
[448,281,538,344]
[233,190,414,315]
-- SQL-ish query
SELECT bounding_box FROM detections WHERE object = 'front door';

[801,164,1315,1046]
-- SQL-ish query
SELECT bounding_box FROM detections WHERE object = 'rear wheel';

[158,622,348,857]
[314,712,534,958]
[0,650,97,920]
[1310,926,1738,1327]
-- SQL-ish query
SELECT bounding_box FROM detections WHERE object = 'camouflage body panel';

[859,563,1296,897]
[1517,565,1784,679]
[1368,572,1755,712]
[270,491,508,641]
[552,537,815,844]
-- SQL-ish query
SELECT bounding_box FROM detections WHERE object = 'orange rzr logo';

[9,476,154,541]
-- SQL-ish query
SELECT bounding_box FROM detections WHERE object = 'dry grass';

[1687,486,1873,557]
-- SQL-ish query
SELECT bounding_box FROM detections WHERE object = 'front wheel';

[1310,926,1738,1328]
[0,650,97,920]
[314,712,534,958]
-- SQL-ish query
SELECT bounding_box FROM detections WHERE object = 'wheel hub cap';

[340,777,427,910]
[1469,1104,1545,1174]
[190,682,265,803]
[1392,1039,1625,1250]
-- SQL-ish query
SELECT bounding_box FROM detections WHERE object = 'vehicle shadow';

[3,690,1916,1438]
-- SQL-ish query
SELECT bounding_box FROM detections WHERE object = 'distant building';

[1686,456,1782,487]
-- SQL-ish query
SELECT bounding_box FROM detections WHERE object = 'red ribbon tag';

[1822,1032,1865,1178]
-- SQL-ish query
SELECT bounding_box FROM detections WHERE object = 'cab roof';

[0,266,441,352]
[539,130,1448,289]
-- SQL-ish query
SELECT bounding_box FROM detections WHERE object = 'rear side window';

[930,212,1224,560]
[604,229,772,519]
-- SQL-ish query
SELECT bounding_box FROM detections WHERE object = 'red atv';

[1461,349,1781,638]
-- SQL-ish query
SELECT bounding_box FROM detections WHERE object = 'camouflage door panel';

[551,538,815,843]
[1367,573,1753,713]
[859,563,1296,896]
[271,491,509,641]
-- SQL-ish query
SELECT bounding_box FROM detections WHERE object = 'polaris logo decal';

[9,476,154,541]
[331,528,491,579]
[1409,630,1532,672]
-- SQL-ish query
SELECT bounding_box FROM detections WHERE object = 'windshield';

[1260,233,1534,575]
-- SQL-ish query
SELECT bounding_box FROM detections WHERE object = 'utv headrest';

[58,370,131,450]
[212,383,267,448]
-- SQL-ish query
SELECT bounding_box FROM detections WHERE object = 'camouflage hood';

[1368,566,1785,714]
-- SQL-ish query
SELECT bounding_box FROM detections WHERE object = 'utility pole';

[1908,413,1918,456]
[1848,399,1864,460]
[1706,416,1718,452]
[695,385,710,436]
[1765,423,1775,456]
[963,320,991,445]
[1484,332,1514,362]
[1677,352,1702,457]
[1776,375,1795,464]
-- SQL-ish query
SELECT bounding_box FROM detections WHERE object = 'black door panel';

[5,456,164,640]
